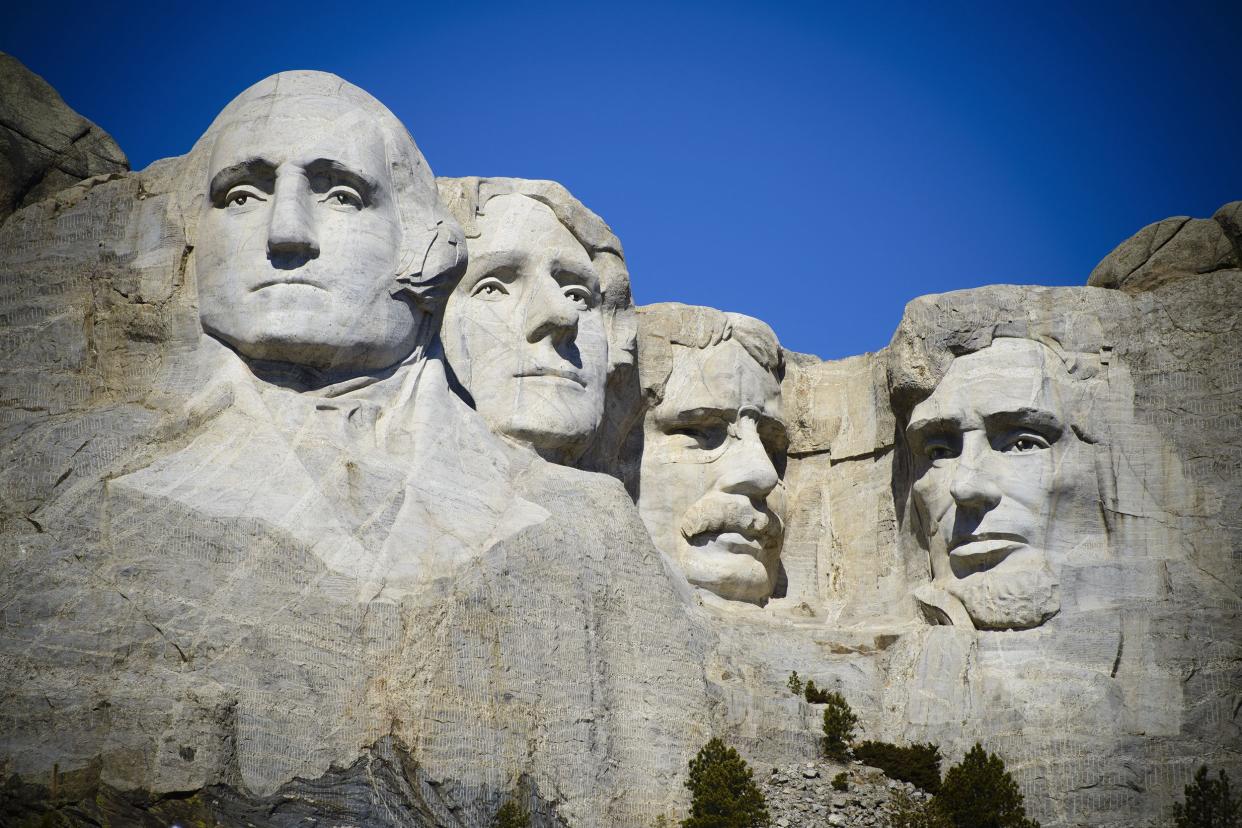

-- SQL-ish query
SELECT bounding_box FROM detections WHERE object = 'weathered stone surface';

[0,55,1237,828]
[877,275,1241,827]
[1087,212,1238,293]
[0,53,128,223]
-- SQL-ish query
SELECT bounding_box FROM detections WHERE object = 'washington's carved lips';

[251,277,327,292]
[514,367,586,387]
[948,532,1026,570]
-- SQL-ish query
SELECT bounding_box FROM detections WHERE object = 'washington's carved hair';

[178,70,467,315]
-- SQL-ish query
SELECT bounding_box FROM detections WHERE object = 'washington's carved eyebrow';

[208,159,276,204]
[983,407,1064,439]
[303,159,380,200]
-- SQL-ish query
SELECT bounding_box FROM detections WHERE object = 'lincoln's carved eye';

[1001,433,1050,453]
[922,437,957,462]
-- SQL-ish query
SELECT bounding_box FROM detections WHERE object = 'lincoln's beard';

[946,560,1060,631]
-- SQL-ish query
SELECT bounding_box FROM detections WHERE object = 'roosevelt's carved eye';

[668,423,728,451]
[999,432,1050,454]
[321,185,364,210]
[224,185,266,208]
[471,277,510,300]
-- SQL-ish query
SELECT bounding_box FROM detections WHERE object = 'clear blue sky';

[6,1,1239,359]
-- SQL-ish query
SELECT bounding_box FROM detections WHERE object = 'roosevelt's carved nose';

[717,418,779,500]
[267,170,319,259]
[525,277,578,345]
[949,435,1002,511]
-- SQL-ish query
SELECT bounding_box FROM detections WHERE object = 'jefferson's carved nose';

[267,170,319,259]
[525,277,578,345]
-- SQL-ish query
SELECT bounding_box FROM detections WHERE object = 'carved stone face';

[441,194,608,463]
[638,339,786,604]
[196,98,414,373]
[906,338,1096,629]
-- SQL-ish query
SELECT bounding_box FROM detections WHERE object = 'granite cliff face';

[0,58,1237,828]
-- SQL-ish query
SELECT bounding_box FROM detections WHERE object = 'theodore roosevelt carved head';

[632,303,787,605]
[189,71,463,380]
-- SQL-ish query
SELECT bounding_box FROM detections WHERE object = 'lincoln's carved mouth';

[514,368,586,387]
[252,278,327,292]
[948,532,1026,552]
[948,533,1026,572]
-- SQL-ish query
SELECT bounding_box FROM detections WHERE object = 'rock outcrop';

[0,53,128,223]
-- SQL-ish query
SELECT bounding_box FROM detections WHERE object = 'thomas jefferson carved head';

[190,72,463,379]
[436,178,634,465]
[898,335,1104,630]
[632,303,787,605]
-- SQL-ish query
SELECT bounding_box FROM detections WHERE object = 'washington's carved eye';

[471,277,510,300]
[224,185,266,208]
[322,186,363,210]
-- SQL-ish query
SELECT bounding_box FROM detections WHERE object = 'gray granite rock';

[0,53,128,223]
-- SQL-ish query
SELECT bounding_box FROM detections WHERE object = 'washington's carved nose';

[267,173,319,259]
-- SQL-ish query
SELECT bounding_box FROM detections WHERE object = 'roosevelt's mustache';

[680,495,783,546]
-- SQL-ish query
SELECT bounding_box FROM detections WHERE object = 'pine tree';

[493,798,530,828]
[934,743,1039,828]
[1173,766,1240,828]
[786,671,803,696]
[820,691,859,759]
[682,738,770,828]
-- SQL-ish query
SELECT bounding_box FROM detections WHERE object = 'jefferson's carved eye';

[564,286,594,310]
[471,277,510,300]
[322,186,363,210]
[224,185,266,208]
[1000,433,1050,454]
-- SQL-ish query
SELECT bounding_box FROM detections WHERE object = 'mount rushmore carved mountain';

[0,57,1237,828]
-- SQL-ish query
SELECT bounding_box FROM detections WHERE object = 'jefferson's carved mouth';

[252,278,327,292]
[514,368,586,387]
